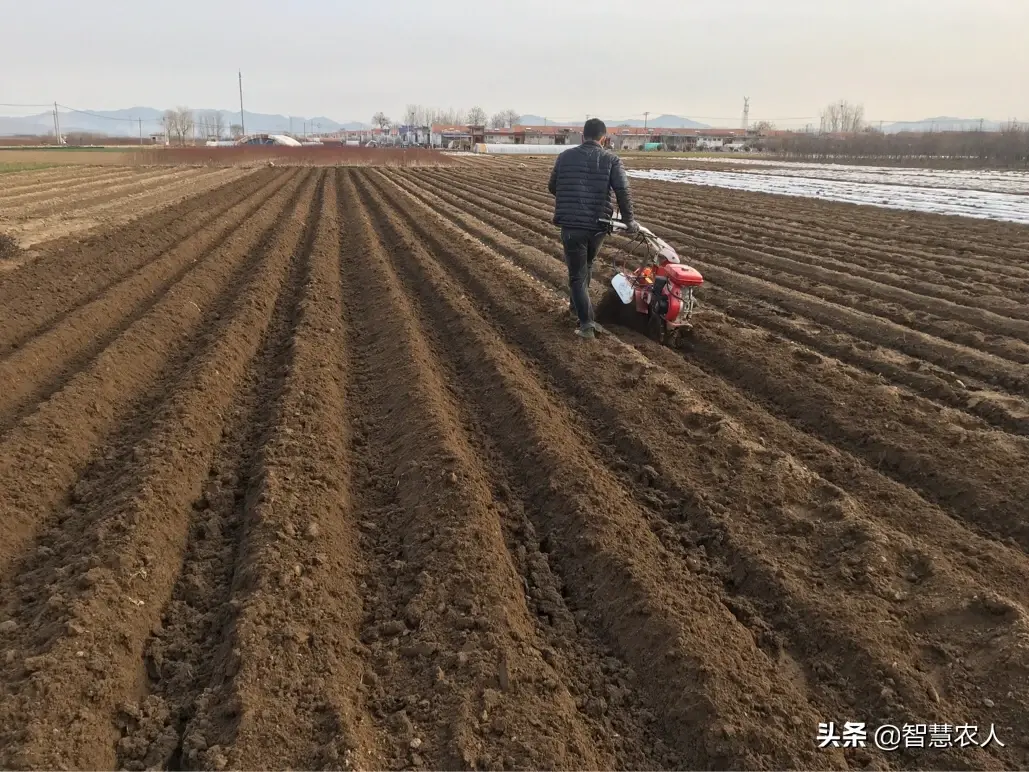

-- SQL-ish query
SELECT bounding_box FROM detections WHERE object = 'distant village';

[330,123,763,152]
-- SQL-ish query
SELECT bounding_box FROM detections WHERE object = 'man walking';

[548,118,639,339]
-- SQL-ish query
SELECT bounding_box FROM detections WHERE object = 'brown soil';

[0,163,1027,771]
[0,166,254,253]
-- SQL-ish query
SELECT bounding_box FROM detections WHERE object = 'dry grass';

[0,149,135,166]
[137,145,457,167]
[0,162,58,174]
[0,145,457,168]
[0,232,23,262]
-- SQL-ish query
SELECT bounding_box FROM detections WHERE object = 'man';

[548,118,639,339]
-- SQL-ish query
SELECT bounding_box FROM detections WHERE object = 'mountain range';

[516,114,710,129]
[879,116,1005,133]
[0,107,364,137]
[0,108,1011,137]
[0,108,708,136]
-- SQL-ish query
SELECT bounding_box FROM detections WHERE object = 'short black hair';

[583,118,607,141]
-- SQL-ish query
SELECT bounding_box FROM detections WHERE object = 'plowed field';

[1,164,1027,771]
[0,165,254,254]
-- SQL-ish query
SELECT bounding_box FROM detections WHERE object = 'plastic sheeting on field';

[627,167,1029,224]
[473,143,576,155]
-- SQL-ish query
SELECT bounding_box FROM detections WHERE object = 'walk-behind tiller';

[596,217,704,346]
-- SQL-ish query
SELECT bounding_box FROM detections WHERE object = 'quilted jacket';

[547,140,636,231]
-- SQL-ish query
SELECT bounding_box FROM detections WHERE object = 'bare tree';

[467,106,487,126]
[174,106,195,144]
[200,112,222,140]
[230,123,243,139]
[757,123,1029,169]
[404,105,419,127]
[752,120,776,133]
[211,111,226,140]
[372,112,391,131]
[162,109,178,142]
[490,110,521,128]
[820,100,865,134]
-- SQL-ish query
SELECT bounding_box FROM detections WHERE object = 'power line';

[56,104,158,123]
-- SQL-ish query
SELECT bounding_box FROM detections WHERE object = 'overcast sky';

[2,0,1025,127]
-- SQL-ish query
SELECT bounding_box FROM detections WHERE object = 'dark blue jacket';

[547,140,636,231]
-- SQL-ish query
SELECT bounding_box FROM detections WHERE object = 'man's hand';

[624,220,640,235]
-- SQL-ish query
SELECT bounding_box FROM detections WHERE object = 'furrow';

[470,166,1029,290]
[366,168,1025,770]
[0,169,297,434]
[398,169,1029,396]
[6,168,207,218]
[0,167,276,351]
[342,169,641,770]
[114,172,331,772]
[0,170,322,771]
[703,285,1029,436]
[8,168,254,252]
[356,169,847,770]
[0,169,313,580]
[0,168,163,208]
[0,167,133,199]
[428,168,1029,354]
[26,168,242,224]
[628,175,1029,262]
[389,170,1029,538]
[628,182,1029,295]
[188,170,380,771]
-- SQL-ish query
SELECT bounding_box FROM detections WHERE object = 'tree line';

[743,101,1028,169]
[161,107,242,143]
[760,127,1029,169]
[156,102,524,144]
[370,105,522,131]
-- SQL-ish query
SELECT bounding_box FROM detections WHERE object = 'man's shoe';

[575,326,596,339]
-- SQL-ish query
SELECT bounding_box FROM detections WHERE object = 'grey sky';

[3,0,1026,127]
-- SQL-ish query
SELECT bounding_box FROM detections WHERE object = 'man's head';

[583,118,607,142]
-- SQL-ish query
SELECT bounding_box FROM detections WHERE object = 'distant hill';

[881,116,1004,133]
[0,107,367,137]
[6,106,1012,138]
[518,113,709,129]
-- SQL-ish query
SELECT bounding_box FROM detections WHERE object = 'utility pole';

[238,70,246,135]
[741,97,750,131]
[644,111,649,130]
[53,102,62,145]
[139,117,143,144]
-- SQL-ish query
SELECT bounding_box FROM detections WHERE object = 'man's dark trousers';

[561,227,606,328]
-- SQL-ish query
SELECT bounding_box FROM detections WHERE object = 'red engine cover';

[661,263,704,287]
